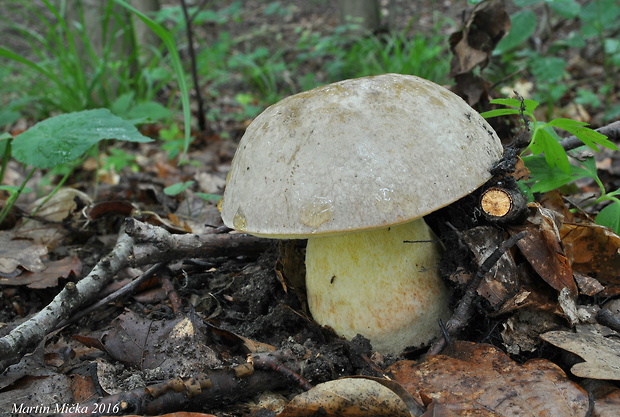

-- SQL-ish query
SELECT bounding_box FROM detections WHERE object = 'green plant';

[1,1,156,114]
[491,0,620,120]
[1,0,193,154]
[102,148,139,173]
[164,180,195,217]
[331,24,451,83]
[159,124,186,160]
[481,98,620,233]
[0,109,152,225]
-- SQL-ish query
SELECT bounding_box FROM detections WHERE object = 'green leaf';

[489,98,522,108]
[112,0,192,154]
[528,126,570,173]
[164,181,195,196]
[596,202,620,235]
[548,0,582,18]
[480,108,522,119]
[126,101,171,123]
[196,192,222,202]
[546,118,589,129]
[0,185,33,194]
[487,98,539,113]
[529,55,567,83]
[496,10,537,52]
[572,156,600,180]
[524,155,591,193]
[563,126,618,151]
[12,109,152,169]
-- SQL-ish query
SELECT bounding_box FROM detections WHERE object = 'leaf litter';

[0,0,619,416]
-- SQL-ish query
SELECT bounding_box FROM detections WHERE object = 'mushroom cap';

[221,73,503,238]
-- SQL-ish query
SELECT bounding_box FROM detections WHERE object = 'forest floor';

[0,1,619,416]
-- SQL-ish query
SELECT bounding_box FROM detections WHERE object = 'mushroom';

[220,74,503,354]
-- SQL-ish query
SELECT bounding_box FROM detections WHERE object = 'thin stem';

[0,168,36,225]
[180,0,208,133]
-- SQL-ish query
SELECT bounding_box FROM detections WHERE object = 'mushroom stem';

[305,218,451,354]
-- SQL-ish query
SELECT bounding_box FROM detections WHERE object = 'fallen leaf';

[449,0,510,76]
[0,231,47,274]
[78,310,221,377]
[16,188,92,248]
[541,330,620,381]
[560,222,620,283]
[0,256,82,289]
[276,377,417,417]
[389,340,589,416]
[514,205,577,295]
[592,388,620,417]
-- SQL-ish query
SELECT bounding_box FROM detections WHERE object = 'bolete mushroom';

[220,74,503,354]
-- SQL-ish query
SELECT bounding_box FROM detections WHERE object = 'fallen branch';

[0,219,272,372]
[56,366,289,417]
[125,218,271,267]
[426,230,527,356]
[0,232,134,371]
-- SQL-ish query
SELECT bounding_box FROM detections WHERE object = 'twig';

[426,230,527,356]
[0,232,134,371]
[55,261,168,330]
[125,218,271,267]
[0,219,272,371]
[160,271,183,313]
[251,351,314,391]
[55,367,289,416]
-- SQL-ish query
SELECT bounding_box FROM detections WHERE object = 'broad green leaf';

[496,10,537,52]
[596,202,620,235]
[529,55,567,83]
[573,156,600,180]
[196,192,222,202]
[523,155,590,193]
[548,0,581,18]
[513,0,544,6]
[110,92,135,115]
[164,181,195,196]
[538,128,571,173]
[126,101,171,123]
[12,109,152,169]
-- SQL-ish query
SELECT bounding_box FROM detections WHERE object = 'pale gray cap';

[221,73,503,238]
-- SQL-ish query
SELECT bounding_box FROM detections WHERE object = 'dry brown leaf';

[388,340,589,416]
[514,205,577,295]
[0,231,47,274]
[276,377,415,417]
[593,388,620,417]
[449,0,510,76]
[541,330,620,381]
[16,188,92,248]
[0,256,82,289]
[78,310,221,377]
[560,223,620,284]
